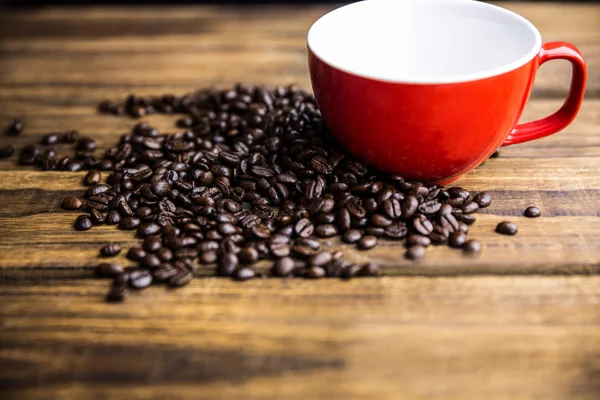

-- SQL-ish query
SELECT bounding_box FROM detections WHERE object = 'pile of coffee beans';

[4,84,530,303]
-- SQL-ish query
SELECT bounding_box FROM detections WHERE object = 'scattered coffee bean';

[306,266,326,279]
[524,206,541,218]
[106,283,129,302]
[5,119,23,135]
[126,247,146,261]
[342,229,362,244]
[95,263,124,278]
[359,262,381,277]
[168,268,194,287]
[74,215,92,231]
[463,239,482,254]
[272,257,295,277]
[448,232,467,248]
[407,234,431,247]
[496,221,518,235]
[308,251,332,268]
[357,235,377,250]
[128,269,153,289]
[0,144,15,158]
[233,267,255,281]
[83,170,102,186]
[406,245,426,260]
[473,192,492,208]
[61,196,83,210]
[217,253,238,276]
[100,243,122,257]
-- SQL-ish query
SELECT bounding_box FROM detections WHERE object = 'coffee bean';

[524,206,541,218]
[239,247,259,264]
[82,170,102,186]
[75,137,96,152]
[385,222,408,239]
[142,254,161,269]
[233,267,255,281]
[0,144,15,158]
[200,250,218,264]
[315,224,338,238]
[357,235,377,250]
[406,245,426,260]
[129,269,153,289]
[448,232,466,248]
[342,229,362,244]
[359,262,381,277]
[370,213,393,228]
[127,247,146,261]
[294,218,314,237]
[418,200,442,215]
[106,283,129,302]
[6,119,23,135]
[383,198,402,219]
[95,263,124,278]
[401,196,419,219]
[100,243,122,257]
[74,215,92,231]
[407,234,431,247]
[311,156,333,174]
[295,237,320,250]
[217,253,238,276]
[461,201,479,214]
[61,196,83,210]
[413,214,433,236]
[495,221,518,235]
[105,210,121,225]
[448,187,470,200]
[19,145,38,165]
[143,236,162,253]
[463,239,482,254]
[305,266,326,279]
[341,264,362,279]
[308,251,332,268]
[473,192,492,208]
[119,217,141,230]
[168,268,193,287]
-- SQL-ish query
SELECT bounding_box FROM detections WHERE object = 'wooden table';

[1,2,599,399]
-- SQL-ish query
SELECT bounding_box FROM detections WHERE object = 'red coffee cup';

[307,0,586,184]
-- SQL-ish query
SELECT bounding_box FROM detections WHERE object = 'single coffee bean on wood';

[463,239,483,254]
[357,235,377,250]
[496,221,518,235]
[74,215,92,231]
[406,245,426,260]
[100,243,122,257]
[95,263,124,278]
[524,206,541,218]
[62,196,83,210]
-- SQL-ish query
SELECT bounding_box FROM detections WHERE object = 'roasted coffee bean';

[407,234,431,247]
[336,208,351,233]
[272,257,295,277]
[142,254,161,269]
[61,196,83,210]
[6,119,23,135]
[75,137,96,151]
[524,206,541,218]
[233,267,255,281]
[461,201,480,214]
[292,245,315,258]
[129,269,153,289]
[413,214,433,236]
[418,200,442,215]
[90,209,104,226]
[385,222,408,239]
[364,227,385,237]
[473,192,492,208]
[127,247,146,261]
[19,145,38,165]
[106,283,129,302]
[0,144,15,158]
[315,212,335,225]
[463,239,483,254]
[295,237,321,250]
[41,133,60,145]
[217,253,238,276]
[342,229,362,244]
[269,242,291,258]
[340,264,362,279]
[448,187,470,200]
[359,262,381,277]
[455,213,476,225]
[83,170,102,186]
[294,218,314,237]
[401,196,419,219]
[311,156,333,174]
[100,243,122,257]
[156,247,174,262]
[496,221,518,235]
[143,236,162,253]
[118,217,141,230]
[306,266,326,279]
[406,245,426,260]
[308,251,332,268]
[200,250,218,264]
[168,268,194,287]
[95,263,124,278]
[448,232,467,248]
[383,198,402,219]
[106,210,121,225]
[357,235,377,250]
[370,213,392,228]
[238,247,260,264]
[315,224,338,238]
[74,215,92,231]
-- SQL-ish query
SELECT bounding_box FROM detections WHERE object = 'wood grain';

[2,277,600,400]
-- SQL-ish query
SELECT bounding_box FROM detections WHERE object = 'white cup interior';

[307,0,542,84]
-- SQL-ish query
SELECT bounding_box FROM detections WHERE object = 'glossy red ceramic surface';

[308,42,587,183]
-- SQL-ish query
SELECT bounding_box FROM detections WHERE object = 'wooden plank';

[0,2,598,97]
[1,277,600,400]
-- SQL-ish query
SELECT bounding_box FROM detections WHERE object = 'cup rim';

[307,0,543,85]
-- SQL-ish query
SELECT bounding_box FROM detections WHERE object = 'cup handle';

[502,42,587,146]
